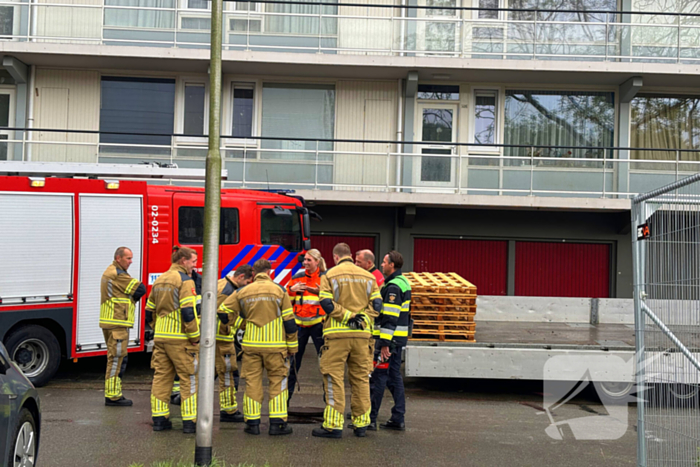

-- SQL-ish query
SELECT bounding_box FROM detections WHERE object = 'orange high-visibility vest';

[287,268,326,327]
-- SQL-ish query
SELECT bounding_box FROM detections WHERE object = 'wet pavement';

[37,347,637,467]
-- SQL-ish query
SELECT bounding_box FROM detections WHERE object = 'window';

[99,77,176,154]
[473,91,497,145]
[0,6,13,37]
[631,95,700,165]
[104,0,175,29]
[417,84,460,100]
[184,83,205,136]
[179,207,240,244]
[0,93,10,161]
[232,84,254,138]
[265,0,337,35]
[477,0,499,19]
[503,90,614,166]
[261,208,303,252]
[261,83,335,160]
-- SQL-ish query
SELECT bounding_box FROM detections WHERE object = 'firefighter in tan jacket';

[145,246,200,434]
[312,242,382,439]
[215,264,253,423]
[100,247,146,407]
[218,258,298,436]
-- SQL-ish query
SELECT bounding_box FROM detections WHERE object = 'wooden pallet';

[410,330,477,342]
[405,272,477,295]
[412,295,476,307]
[411,310,476,322]
[413,320,476,332]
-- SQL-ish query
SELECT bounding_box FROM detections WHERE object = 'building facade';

[1,0,699,300]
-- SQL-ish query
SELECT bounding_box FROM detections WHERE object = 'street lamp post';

[194,0,223,462]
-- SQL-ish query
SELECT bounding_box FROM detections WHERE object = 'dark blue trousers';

[288,322,324,401]
[370,339,406,424]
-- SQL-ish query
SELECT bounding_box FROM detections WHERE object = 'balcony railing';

[1,1,700,63]
[2,128,699,199]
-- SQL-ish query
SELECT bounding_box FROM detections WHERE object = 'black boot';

[269,422,293,436]
[105,396,132,407]
[152,417,172,432]
[380,420,405,431]
[312,426,342,439]
[353,426,367,438]
[367,421,377,431]
[183,420,196,434]
[244,423,261,435]
[170,393,181,405]
[220,411,244,423]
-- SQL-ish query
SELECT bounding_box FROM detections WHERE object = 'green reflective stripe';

[180,296,197,308]
[125,279,139,294]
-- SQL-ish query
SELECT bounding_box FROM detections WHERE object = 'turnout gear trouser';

[288,323,324,401]
[320,337,374,431]
[151,341,199,422]
[215,344,239,414]
[104,328,129,401]
[241,351,290,425]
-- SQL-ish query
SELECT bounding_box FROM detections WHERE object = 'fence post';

[631,201,646,467]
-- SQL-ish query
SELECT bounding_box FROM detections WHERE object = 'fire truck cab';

[0,174,311,386]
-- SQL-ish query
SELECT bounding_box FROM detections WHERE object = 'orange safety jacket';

[286,268,326,327]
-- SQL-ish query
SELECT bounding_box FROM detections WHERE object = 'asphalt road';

[36,347,637,467]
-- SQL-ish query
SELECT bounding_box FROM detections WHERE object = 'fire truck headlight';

[105,180,120,190]
[29,177,45,188]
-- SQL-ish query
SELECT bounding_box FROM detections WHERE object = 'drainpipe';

[395,78,403,192]
[25,65,35,161]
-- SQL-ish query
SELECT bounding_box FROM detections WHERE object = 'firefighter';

[370,250,411,431]
[218,259,298,436]
[100,246,147,407]
[312,243,382,439]
[216,264,253,423]
[355,249,385,287]
[145,246,200,434]
[286,248,327,403]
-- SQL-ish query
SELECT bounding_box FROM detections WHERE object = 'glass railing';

[1,2,700,62]
[2,129,699,198]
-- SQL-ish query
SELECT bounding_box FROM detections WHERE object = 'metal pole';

[194,0,222,461]
[631,202,646,467]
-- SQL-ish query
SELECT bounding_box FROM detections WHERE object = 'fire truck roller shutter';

[76,195,144,352]
[1,192,73,386]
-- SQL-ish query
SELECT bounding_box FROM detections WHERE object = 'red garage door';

[414,238,508,295]
[311,235,377,268]
[515,241,610,298]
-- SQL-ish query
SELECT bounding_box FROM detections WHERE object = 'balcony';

[0,1,699,65]
[2,129,699,208]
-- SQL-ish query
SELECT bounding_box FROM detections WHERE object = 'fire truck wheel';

[593,381,634,405]
[5,325,61,387]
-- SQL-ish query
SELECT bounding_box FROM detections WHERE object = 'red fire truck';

[0,175,312,386]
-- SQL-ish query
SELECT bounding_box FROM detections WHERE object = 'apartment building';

[0,0,698,300]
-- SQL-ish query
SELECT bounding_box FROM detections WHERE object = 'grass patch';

[128,458,265,467]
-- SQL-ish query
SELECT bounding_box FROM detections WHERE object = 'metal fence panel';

[632,173,700,467]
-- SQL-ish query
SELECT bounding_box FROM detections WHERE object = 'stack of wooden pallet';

[404,272,477,342]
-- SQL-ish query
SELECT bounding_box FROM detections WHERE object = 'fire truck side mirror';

[303,239,311,251]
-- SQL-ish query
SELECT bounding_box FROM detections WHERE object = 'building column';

[616,76,642,197]
[620,0,632,61]
[401,71,418,191]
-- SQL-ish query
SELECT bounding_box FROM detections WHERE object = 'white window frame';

[176,78,209,143]
[413,101,459,189]
[222,78,260,151]
[0,87,16,160]
[469,87,501,153]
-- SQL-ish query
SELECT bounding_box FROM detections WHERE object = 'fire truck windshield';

[261,208,303,252]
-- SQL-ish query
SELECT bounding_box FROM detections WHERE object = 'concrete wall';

[310,204,633,298]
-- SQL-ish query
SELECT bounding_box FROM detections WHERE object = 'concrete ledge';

[296,189,632,211]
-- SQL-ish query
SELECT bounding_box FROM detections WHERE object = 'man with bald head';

[355,249,385,288]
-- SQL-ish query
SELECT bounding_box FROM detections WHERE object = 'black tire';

[5,325,61,387]
[5,408,38,467]
[593,381,634,405]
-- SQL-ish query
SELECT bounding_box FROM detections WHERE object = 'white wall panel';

[77,195,143,350]
[0,193,73,299]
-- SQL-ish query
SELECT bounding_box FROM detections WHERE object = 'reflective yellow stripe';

[151,395,170,418]
[295,316,324,326]
[219,303,235,314]
[370,291,381,300]
[319,291,333,299]
[125,279,139,295]
[241,318,285,348]
[394,329,409,337]
[244,395,262,421]
[100,298,135,327]
[180,296,197,308]
[281,307,294,319]
[379,332,394,341]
